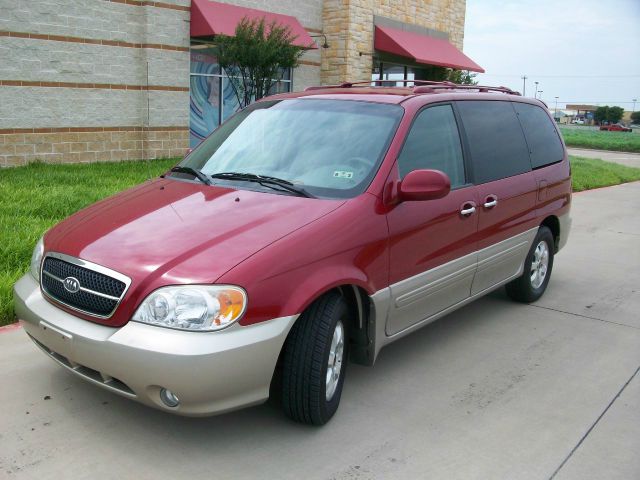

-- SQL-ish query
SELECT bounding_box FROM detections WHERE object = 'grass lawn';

[0,158,177,326]
[559,126,640,153]
[1,156,640,326]
[570,156,640,191]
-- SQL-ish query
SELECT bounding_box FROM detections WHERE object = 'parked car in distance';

[14,81,571,425]
[599,123,632,132]
[571,118,585,125]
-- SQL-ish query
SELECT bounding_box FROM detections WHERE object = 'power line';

[549,101,638,104]
[480,73,640,78]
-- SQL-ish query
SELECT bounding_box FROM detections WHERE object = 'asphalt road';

[568,147,640,168]
[1,182,639,480]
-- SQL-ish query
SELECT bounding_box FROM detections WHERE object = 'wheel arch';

[278,281,377,368]
[541,215,560,252]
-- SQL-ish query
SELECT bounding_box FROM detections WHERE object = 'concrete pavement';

[1,182,639,480]
[568,147,640,168]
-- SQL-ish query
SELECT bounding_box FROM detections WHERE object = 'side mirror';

[399,169,451,202]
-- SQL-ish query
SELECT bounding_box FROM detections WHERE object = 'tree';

[594,105,625,124]
[607,106,624,124]
[415,67,479,85]
[631,111,640,124]
[216,17,306,109]
[594,106,609,124]
[447,69,479,85]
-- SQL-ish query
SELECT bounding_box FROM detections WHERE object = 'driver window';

[398,104,466,188]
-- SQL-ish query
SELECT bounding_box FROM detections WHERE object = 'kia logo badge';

[63,276,80,294]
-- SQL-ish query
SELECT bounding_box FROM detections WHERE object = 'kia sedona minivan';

[15,82,571,425]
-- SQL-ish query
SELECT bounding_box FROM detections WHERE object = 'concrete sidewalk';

[1,183,639,480]
[568,147,640,168]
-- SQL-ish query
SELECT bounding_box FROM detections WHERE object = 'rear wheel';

[280,292,349,425]
[506,226,554,303]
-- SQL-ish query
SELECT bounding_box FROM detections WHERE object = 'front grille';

[41,255,129,318]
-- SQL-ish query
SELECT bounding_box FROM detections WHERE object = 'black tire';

[280,292,349,425]
[506,226,555,303]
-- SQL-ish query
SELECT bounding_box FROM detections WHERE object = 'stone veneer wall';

[321,0,466,85]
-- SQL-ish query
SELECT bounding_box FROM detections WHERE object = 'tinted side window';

[457,101,531,183]
[398,104,465,187]
[513,103,564,168]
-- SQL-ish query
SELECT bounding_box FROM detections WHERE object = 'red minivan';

[14,82,571,425]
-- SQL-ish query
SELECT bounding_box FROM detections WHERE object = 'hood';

[44,178,344,325]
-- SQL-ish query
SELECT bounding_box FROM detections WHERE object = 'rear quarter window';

[456,100,531,184]
[513,102,565,168]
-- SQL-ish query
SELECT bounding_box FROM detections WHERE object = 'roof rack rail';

[413,84,520,95]
[304,79,454,90]
[304,80,521,96]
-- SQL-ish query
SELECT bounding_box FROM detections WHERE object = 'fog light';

[160,388,180,408]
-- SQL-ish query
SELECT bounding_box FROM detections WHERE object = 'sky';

[464,0,640,111]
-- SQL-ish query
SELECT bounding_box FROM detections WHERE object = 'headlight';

[30,237,44,281]
[132,285,246,331]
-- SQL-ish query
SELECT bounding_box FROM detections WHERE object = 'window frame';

[181,98,406,200]
[395,101,473,191]
[189,43,293,146]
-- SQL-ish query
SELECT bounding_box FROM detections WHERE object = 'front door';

[386,103,479,336]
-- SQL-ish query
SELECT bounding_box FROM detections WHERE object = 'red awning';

[191,0,316,49]
[374,25,484,73]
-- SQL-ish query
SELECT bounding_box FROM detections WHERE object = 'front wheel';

[506,226,555,303]
[280,292,349,425]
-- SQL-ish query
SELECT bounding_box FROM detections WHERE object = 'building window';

[189,44,292,147]
[372,62,420,86]
[371,60,452,85]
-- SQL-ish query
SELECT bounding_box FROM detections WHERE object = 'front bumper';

[14,274,297,416]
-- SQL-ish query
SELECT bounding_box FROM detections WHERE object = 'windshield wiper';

[209,172,314,198]
[170,166,212,185]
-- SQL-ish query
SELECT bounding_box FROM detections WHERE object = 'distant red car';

[600,123,632,132]
[15,82,571,425]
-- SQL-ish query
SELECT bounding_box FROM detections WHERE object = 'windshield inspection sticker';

[333,171,354,179]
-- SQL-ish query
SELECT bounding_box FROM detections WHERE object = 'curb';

[0,322,21,333]
[568,147,639,156]
[573,179,640,195]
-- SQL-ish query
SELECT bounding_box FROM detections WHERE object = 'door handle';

[460,206,476,216]
[460,202,476,216]
[483,195,498,208]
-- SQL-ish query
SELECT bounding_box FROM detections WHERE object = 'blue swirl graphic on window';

[190,51,220,148]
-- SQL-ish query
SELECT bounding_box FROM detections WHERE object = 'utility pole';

[554,96,559,120]
[633,98,637,113]
[538,91,543,101]
[534,81,539,99]
[521,75,527,96]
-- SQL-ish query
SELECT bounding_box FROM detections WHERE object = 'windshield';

[179,98,403,198]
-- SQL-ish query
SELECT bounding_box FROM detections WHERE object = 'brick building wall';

[0,0,467,167]
[0,0,192,166]
[0,0,326,166]
[322,0,466,85]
